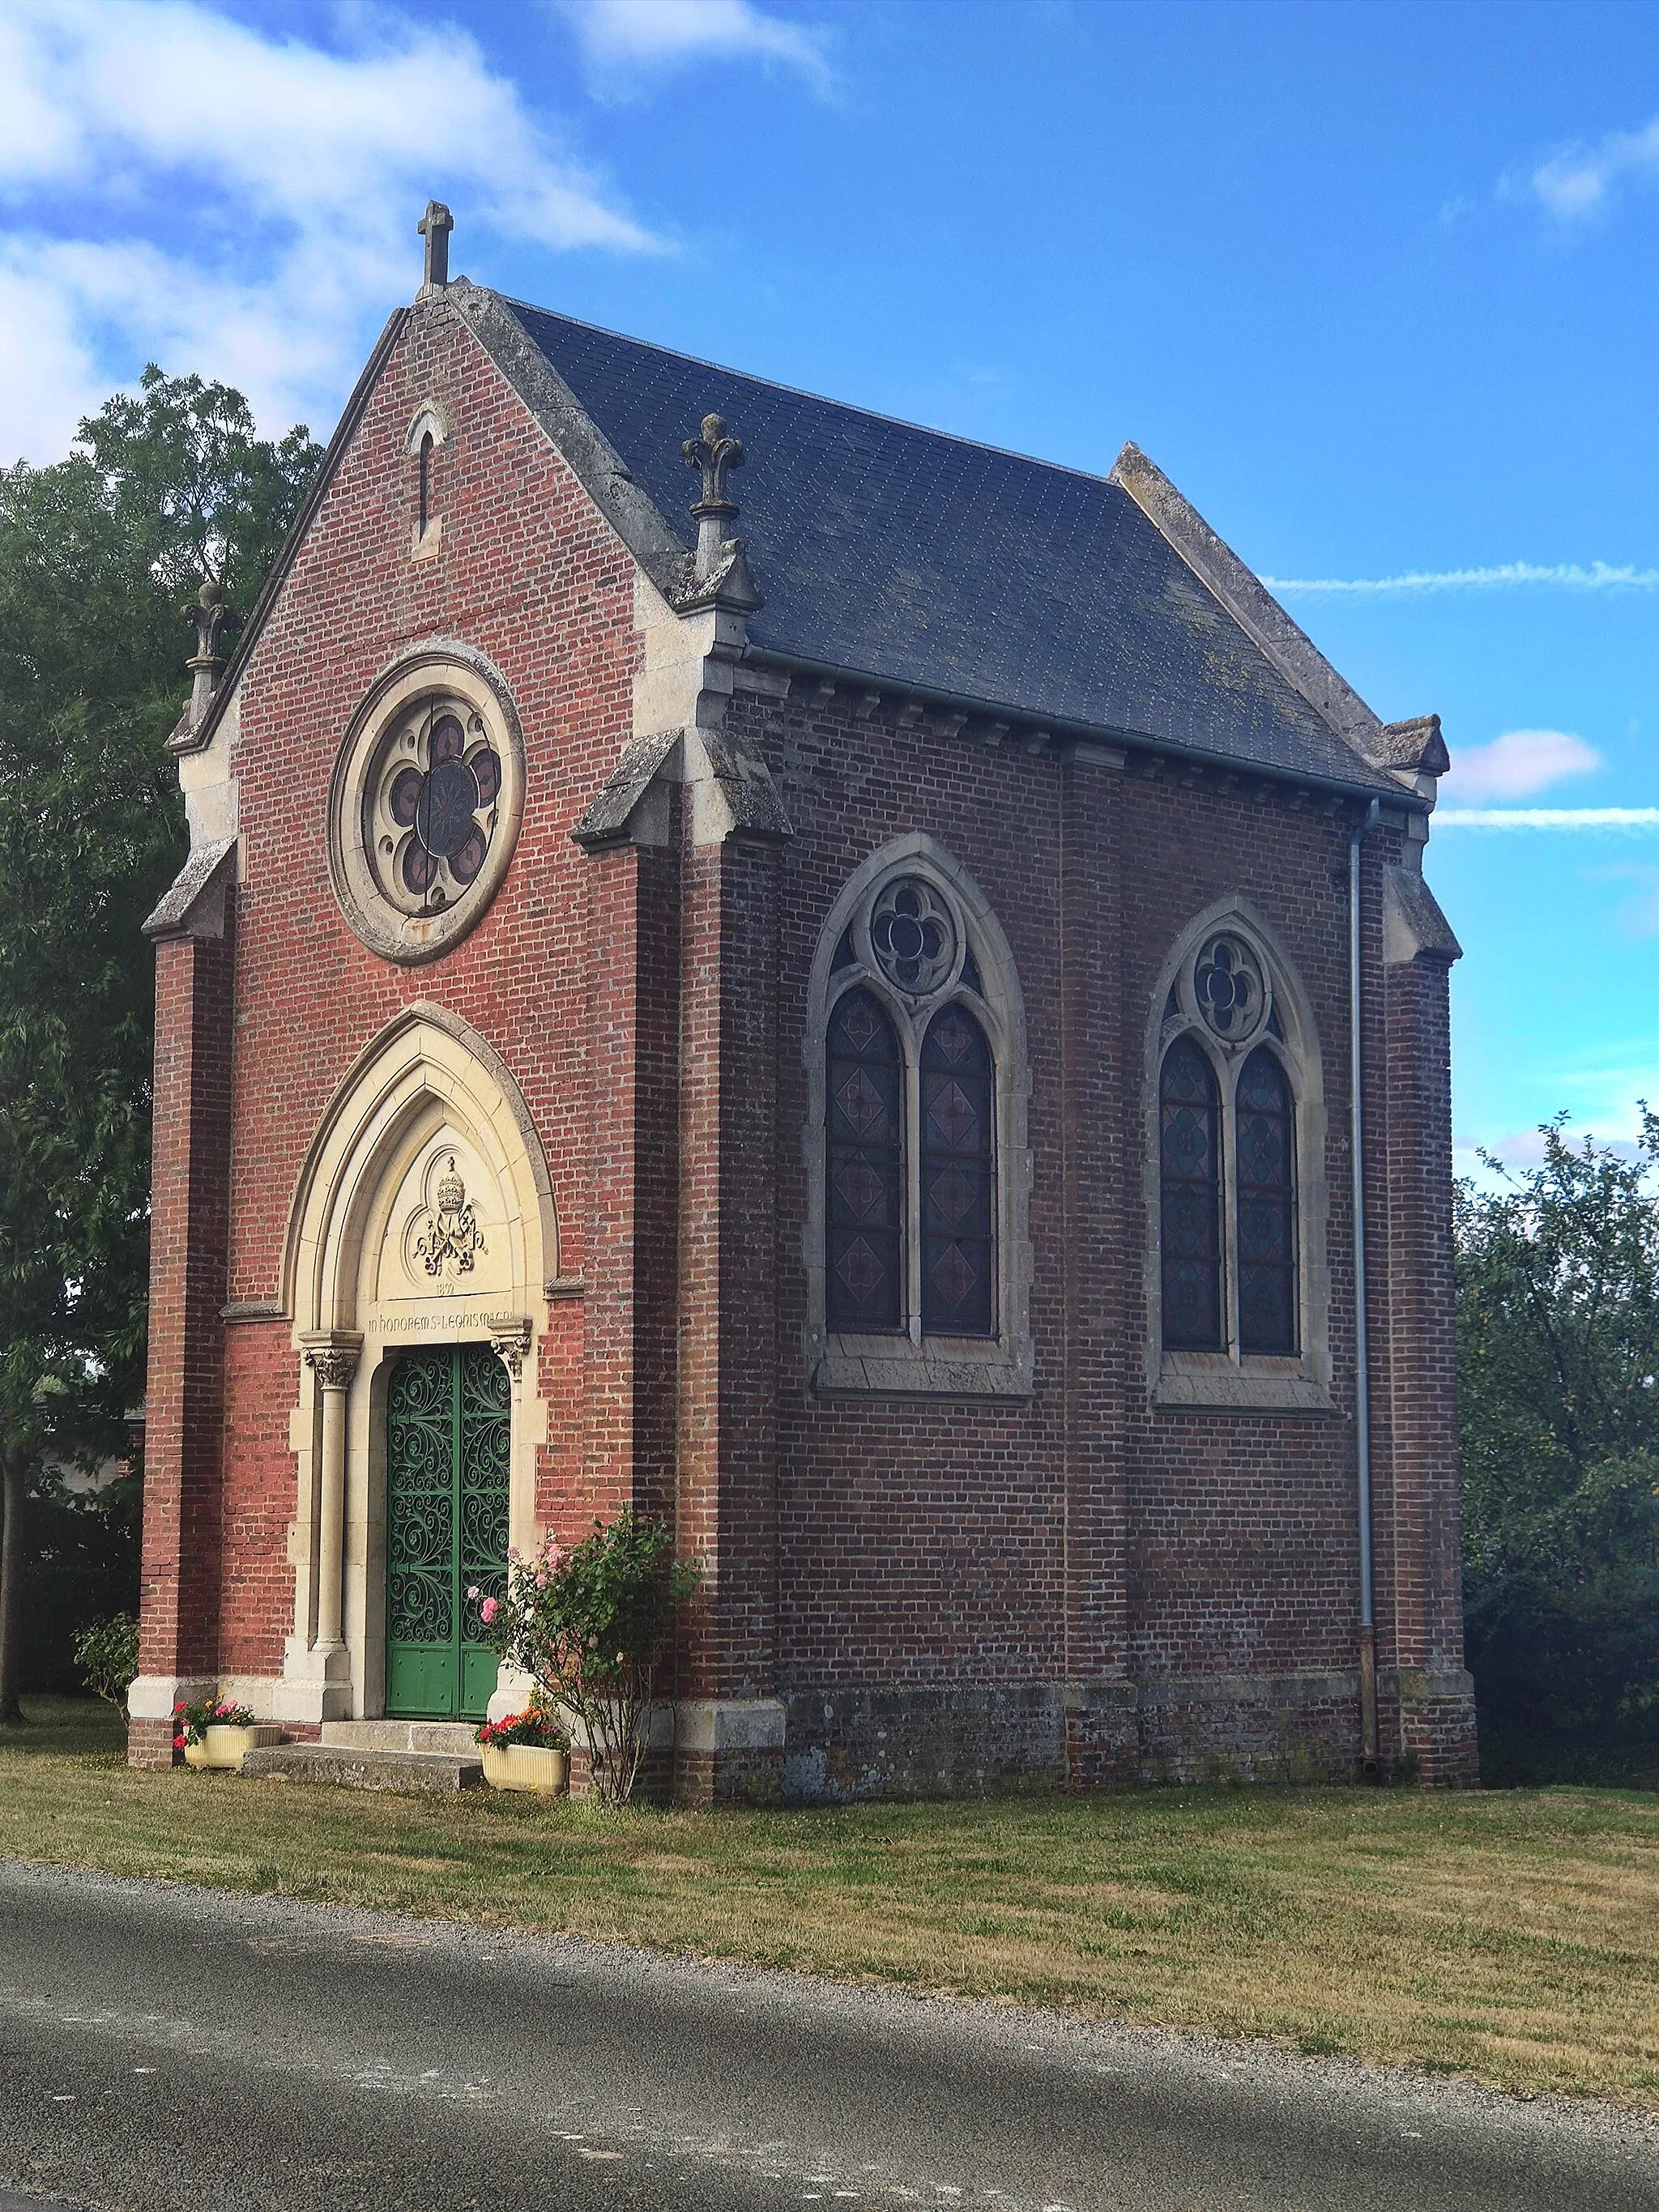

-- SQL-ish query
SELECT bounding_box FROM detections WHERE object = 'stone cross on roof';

[417,200,454,292]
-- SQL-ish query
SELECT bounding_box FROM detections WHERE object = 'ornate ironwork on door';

[385,1343,510,1718]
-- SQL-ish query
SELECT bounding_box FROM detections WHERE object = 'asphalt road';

[1,1859,1653,2212]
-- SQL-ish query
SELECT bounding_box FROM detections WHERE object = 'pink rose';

[480,1596,498,1624]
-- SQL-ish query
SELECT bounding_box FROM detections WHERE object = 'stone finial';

[417,200,454,291]
[181,579,228,733]
[683,412,745,578]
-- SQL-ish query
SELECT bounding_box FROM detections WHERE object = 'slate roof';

[496,296,1396,795]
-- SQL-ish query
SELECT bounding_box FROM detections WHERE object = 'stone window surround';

[327,639,527,968]
[406,400,448,561]
[804,833,1034,1400]
[1144,897,1333,1413]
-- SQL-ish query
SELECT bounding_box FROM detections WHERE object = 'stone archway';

[275,1003,557,1724]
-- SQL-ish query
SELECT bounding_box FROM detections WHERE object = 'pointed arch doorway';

[385,1341,510,1719]
[276,1004,560,1728]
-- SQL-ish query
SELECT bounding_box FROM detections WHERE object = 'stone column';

[305,1340,360,1653]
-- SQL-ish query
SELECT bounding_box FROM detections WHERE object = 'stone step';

[241,1744,485,1794]
[321,1719,480,1757]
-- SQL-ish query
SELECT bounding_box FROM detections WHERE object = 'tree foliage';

[1456,1114,1659,1775]
[0,367,321,1716]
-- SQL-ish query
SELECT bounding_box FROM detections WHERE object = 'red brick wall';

[139,923,236,1690]
[212,294,642,1674]
[734,680,1460,1766]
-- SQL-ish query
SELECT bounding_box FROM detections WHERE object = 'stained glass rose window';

[329,651,526,965]
[373,702,501,914]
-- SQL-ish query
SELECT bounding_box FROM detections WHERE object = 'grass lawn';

[3,1697,1657,2112]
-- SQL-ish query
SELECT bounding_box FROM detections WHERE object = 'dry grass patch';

[3,1698,1657,2108]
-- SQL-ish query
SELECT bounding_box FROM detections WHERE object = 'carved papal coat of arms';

[415,1154,485,1279]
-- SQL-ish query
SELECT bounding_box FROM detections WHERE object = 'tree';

[0,369,321,1720]
[1456,1114,1659,1774]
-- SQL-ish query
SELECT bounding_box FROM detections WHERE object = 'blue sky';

[3,0,1657,1178]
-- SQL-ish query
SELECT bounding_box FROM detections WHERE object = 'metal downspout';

[1351,799,1381,1776]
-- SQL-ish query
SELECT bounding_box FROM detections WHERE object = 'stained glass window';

[870,877,957,996]
[1160,1036,1222,1350]
[1236,1046,1297,1354]
[921,1004,995,1336]
[826,987,904,1332]
[373,701,501,917]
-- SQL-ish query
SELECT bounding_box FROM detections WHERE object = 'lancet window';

[811,848,1028,1392]
[1155,924,1311,1369]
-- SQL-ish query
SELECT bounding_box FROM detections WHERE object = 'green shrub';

[72,1612,139,1707]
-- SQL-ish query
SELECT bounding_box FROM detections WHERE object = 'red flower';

[173,1734,186,1750]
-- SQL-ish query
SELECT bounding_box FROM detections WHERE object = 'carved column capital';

[490,1319,532,1380]
[304,1344,360,1392]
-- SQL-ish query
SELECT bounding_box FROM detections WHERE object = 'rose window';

[371,702,501,915]
[869,877,957,997]
[1193,934,1266,1042]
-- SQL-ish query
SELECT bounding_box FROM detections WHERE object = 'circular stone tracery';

[1192,932,1268,1042]
[868,876,957,998]
[329,650,526,966]
[375,703,502,910]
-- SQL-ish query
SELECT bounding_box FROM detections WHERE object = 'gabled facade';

[129,207,1475,1796]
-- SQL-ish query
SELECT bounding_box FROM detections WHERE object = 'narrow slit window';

[1160,1035,1223,1351]
[418,431,433,536]
[1235,1046,1297,1353]
[825,987,904,1332]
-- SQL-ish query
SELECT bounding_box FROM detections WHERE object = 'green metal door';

[384,1343,510,1718]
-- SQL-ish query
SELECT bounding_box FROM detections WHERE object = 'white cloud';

[0,0,660,460]
[1440,728,1601,805]
[1265,560,1659,595]
[1528,115,1659,222]
[561,0,834,92]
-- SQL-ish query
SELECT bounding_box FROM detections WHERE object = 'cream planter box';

[183,1724,280,1772]
[482,1743,568,1795]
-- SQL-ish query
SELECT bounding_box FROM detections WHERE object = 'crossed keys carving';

[415,1154,484,1279]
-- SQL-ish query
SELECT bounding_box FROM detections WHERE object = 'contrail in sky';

[1435,808,1659,829]
[1265,561,1659,595]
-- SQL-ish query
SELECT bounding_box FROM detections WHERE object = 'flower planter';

[183,1724,281,1772]
[481,1742,569,1795]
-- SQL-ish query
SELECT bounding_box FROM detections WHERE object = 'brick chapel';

[129,204,1477,1795]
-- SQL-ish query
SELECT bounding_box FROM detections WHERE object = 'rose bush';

[469,1508,698,1805]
